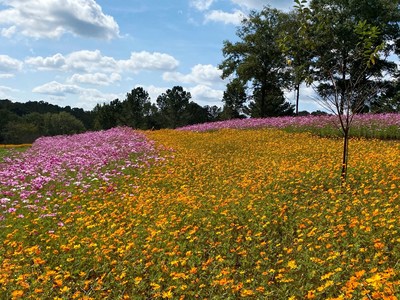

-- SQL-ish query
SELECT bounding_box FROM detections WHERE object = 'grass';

[0,128,399,299]
[0,144,31,162]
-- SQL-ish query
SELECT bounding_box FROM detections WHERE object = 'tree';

[0,109,19,143]
[219,7,293,117]
[245,84,294,117]
[221,78,247,119]
[2,121,40,144]
[308,0,399,113]
[278,6,314,115]
[371,77,400,112]
[204,105,222,121]
[93,99,124,130]
[184,102,210,125]
[123,87,153,129]
[295,0,399,183]
[156,86,191,128]
[44,112,85,136]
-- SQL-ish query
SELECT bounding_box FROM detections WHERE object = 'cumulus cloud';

[163,64,224,86]
[230,0,294,11]
[204,9,245,25]
[1,25,16,37]
[32,80,121,109]
[0,74,15,78]
[25,53,66,71]
[190,0,214,11]
[67,72,121,86]
[26,50,179,74]
[0,55,23,73]
[32,81,81,96]
[66,50,117,73]
[190,84,223,104]
[77,89,122,108]
[0,0,119,39]
[119,51,179,73]
[0,85,19,97]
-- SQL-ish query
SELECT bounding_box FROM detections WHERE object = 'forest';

[0,0,399,144]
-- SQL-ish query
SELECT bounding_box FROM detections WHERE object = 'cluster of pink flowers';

[0,127,160,221]
[177,113,400,132]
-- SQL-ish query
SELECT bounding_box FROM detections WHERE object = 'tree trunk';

[295,84,300,115]
[341,127,349,185]
[340,56,347,115]
[261,82,266,117]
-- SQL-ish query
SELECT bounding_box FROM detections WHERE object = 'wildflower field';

[1,116,400,299]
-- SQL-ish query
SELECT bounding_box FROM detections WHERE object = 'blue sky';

[0,0,321,111]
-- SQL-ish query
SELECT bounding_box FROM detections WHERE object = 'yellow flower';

[240,289,255,297]
[162,290,173,299]
[287,260,297,269]
[134,276,142,284]
[11,290,24,298]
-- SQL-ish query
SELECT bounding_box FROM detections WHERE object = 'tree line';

[0,86,222,144]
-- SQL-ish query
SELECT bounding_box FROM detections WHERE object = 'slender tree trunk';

[261,82,266,117]
[340,56,347,115]
[295,83,300,115]
[341,127,349,185]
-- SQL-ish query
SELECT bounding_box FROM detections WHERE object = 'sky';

[0,0,321,112]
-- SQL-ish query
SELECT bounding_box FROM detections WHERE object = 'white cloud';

[77,89,121,108]
[26,50,179,74]
[67,72,121,86]
[25,53,66,71]
[163,64,224,86]
[0,74,15,78]
[0,0,119,40]
[1,25,16,37]
[0,55,23,73]
[204,9,245,25]
[230,0,294,11]
[32,81,81,96]
[31,80,121,109]
[0,85,18,97]
[66,50,117,73]
[189,84,223,104]
[120,51,179,73]
[190,0,214,11]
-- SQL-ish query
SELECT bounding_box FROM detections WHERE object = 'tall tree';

[93,99,124,130]
[219,7,293,117]
[221,78,247,119]
[245,83,294,117]
[308,0,399,113]
[156,86,191,128]
[43,112,85,136]
[123,87,152,129]
[278,5,314,115]
[296,0,399,183]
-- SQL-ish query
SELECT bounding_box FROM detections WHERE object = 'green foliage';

[221,78,247,119]
[245,85,294,117]
[1,112,85,144]
[156,86,192,129]
[122,87,154,129]
[219,7,294,117]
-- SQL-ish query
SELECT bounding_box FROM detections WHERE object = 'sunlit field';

[178,113,400,140]
[1,122,399,299]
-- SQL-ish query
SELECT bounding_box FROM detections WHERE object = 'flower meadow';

[1,124,400,299]
[0,127,161,221]
[178,113,400,140]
